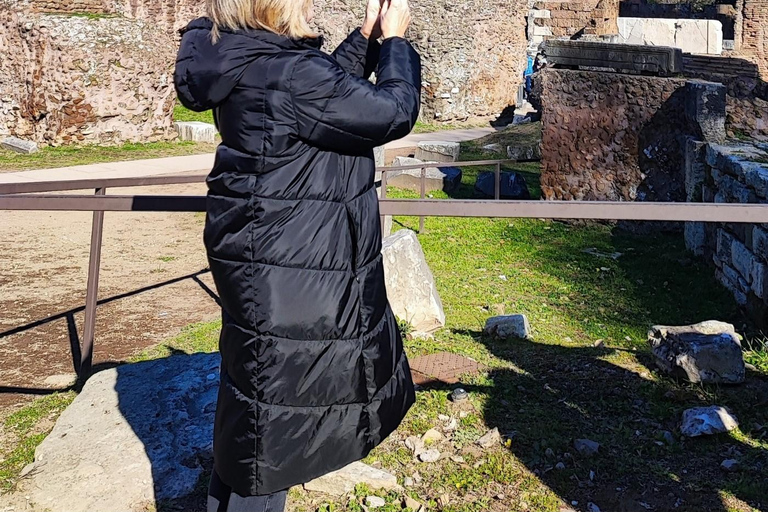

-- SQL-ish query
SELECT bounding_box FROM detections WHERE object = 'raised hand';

[380,0,411,39]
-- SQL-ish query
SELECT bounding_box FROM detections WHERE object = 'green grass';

[412,119,491,135]
[2,148,767,510]
[0,141,215,172]
[0,393,76,492]
[173,104,216,125]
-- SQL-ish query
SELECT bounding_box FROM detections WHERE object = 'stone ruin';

[0,0,532,146]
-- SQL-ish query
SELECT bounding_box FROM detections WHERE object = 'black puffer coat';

[174,18,420,496]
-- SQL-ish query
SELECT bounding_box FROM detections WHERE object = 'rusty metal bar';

[495,162,501,201]
[79,187,106,380]
[420,166,426,232]
[0,172,208,195]
[4,194,768,223]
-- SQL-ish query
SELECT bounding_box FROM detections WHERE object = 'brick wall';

[685,142,768,328]
[539,68,691,202]
[739,0,768,80]
[530,0,619,44]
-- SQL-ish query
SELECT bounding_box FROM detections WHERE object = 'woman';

[174,0,420,510]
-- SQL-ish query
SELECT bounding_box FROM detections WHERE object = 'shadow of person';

[114,351,219,512]
[439,332,768,512]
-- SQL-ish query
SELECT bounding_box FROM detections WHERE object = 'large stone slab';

[617,18,723,55]
[648,321,745,384]
[1,136,38,154]
[303,461,400,496]
[416,141,461,163]
[381,229,446,334]
[174,121,218,143]
[9,353,220,512]
[543,39,684,76]
[386,156,462,194]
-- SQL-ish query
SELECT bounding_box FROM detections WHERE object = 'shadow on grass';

[425,337,767,512]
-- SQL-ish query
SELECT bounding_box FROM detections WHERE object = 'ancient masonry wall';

[538,68,691,202]
[685,142,768,328]
[529,0,619,45]
[738,0,768,80]
[2,0,530,144]
[0,1,178,145]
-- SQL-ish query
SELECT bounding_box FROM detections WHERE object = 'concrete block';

[174,121,218,143]
[1,136,38,154]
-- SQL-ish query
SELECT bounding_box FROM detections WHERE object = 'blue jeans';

[207,470,287,512]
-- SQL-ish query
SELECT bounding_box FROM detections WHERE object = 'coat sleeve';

[289,37,421,154]
[331,28,381,78]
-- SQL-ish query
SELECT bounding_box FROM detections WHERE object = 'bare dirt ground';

[0,183,220,416]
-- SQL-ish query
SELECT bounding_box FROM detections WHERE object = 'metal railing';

[2,159,768,380]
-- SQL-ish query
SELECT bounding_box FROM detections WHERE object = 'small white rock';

[418,449,441,463]
[476,428,502,448]
[366,496,386,508]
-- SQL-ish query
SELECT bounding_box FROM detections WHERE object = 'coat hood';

[174,18,323,112]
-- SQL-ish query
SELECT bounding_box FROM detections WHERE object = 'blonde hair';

[207,0,316,42]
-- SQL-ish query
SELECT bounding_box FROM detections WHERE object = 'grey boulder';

[9,353,220,512]
[648,321,745,384]
[416,140,461,162]
[387,156,462,193]
[483,314,531,340]
[1,136,38,154]
[681,406,739,437]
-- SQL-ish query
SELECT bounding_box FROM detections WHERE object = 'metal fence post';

[419,166,426,232]
[79,187,106,380]
[495,162,501,201]
[380,170,388,233]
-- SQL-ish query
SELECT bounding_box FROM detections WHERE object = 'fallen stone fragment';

[422,428,445,444]
[418,449,441,462]
[366,496,386,508]
[304,461,400,496]
[382,230,446,335]
[416,140,461,162]
[389,156,463,193]
[405,436,426,456]
[476,428,502,448]
[483,314,531,340]
[587,502,601,512]
[720,459,740,472]
[681,406,739,437]
[174,121,218,143]
[474,171,531,200]
[1,136,38,154]
[573,438,600,456]
[555,462,566,470]
[403,496,422,511]
[648,321,745,384]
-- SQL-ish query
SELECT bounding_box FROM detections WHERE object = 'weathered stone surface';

[304,461,400,496]
[381,230,446,334]
[474,171,531,200]
[685,222,707,257]
[388,157,462,193]
[374,146,386,168]
[648,321,745,384]
[483,314,531,340]
[573,438,600,456]
[681,406,739,437]
[617,18,723,55]
[8,353,220,512]
[543,40,684,75]
[684,81,726,144]
[174,121,217,143]
[0,4,178,145]
[416,141,460,163]
[418,449,441,462]
[1,136,38,154]
[476,428,502,448]
[507,140,542,161]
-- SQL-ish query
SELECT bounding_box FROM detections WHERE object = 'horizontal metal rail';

[3,157,766,383]
[2,194,768,223]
